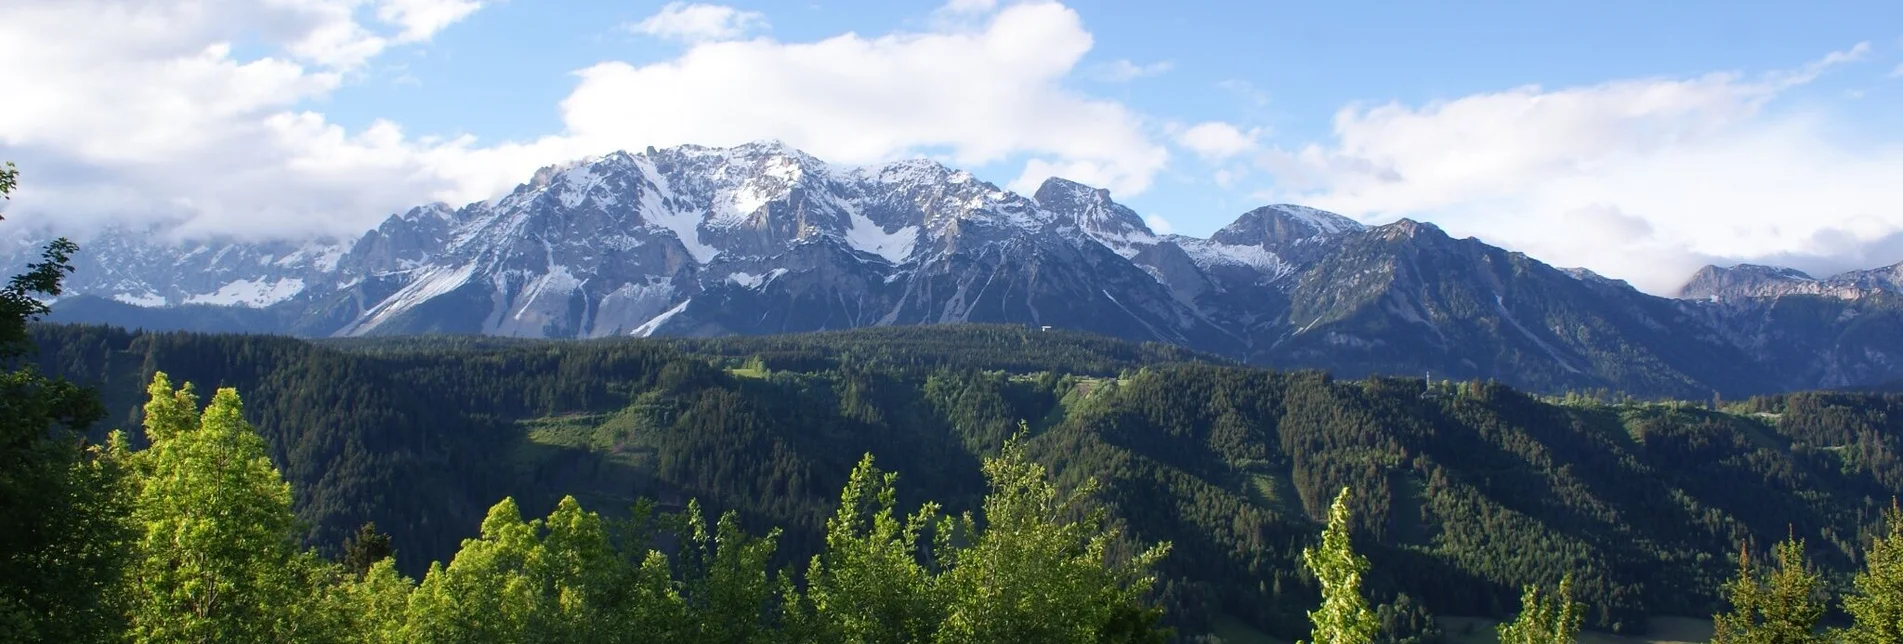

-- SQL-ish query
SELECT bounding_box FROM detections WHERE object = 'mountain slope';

[11,141,1903,398]
[27,323,1903,640]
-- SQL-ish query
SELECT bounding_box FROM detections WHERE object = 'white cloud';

[570,2,1167,196]
[1175,121,1260,161]
[0,0,489,239]
[1144,214,1173,235]
[631,3,768,43]
[1256,43,1903,294]
[0,0,1170,242]
[379,0,486,43]
[1090,59,1172,82]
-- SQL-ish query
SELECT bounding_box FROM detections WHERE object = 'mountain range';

[11,140,1903,398]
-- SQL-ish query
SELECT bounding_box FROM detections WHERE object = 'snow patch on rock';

[185,278,306,308]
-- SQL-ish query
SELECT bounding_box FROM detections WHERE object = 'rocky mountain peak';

[1033,177,1153,239]
[1210,204,1363,248]
[1678,264,1818,301]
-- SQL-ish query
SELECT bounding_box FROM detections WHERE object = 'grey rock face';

[12,141,1903,397]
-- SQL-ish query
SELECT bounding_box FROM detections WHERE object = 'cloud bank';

[1252,43,1903,293]
[0,0,1170,242]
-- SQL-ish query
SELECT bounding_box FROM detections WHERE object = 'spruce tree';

[1298,487,1380,644]
[341,522,396,579]
[1496,574,1584,644]
[1839,502,1903,644]
[1712,536,1828,644]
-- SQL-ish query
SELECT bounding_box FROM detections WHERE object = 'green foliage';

[1711,536,1828,644]
[341,522,396,578]
[1298,487,1380,644]
[0,160,125,644]
[1838,503,1903,644]
[1496,574,1584,644]
[30,323,1903,639]
[343,559,413,644]
[123,374,326,642]
[803,454,942,644]
[1373,593,1443,644]
[935,428,1172,644]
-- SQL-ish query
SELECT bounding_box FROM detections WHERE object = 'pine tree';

[1712,536,1828,644]
[1497,574,1585,644]
[1839,502,1903,644]
[341,522,396,579]
[1298,487,1381,644]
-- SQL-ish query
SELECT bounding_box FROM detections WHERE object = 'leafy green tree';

[804,453,943,644]
[1839,503,1903,644]
[534,495,626,642]
[1712,536,1828,644]
[1496,574,1584,644]
[934,431,1171,644]
[677,500,786,644]
[123,373,331,642]
[0,160,124,644]
[404,497,543,643]
[344,559,414,644]
[1298,487,1381,644]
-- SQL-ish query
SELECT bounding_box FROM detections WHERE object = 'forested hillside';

[24,322,1903,641]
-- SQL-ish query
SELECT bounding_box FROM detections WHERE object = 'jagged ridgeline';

[29,322,1903,640]
[18,141,1903,400]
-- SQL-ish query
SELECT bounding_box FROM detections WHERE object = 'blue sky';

[3,0,1902,292]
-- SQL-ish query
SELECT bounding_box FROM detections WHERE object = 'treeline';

[9,367,1173,642]
[1274,486,1903,644]
[27,320,1903,639]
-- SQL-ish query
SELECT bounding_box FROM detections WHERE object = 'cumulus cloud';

[1090,59,1172,82]
[1256,42,1903,294]
[0,0,491,240]
[567,2,1167,196]
[1144,214,1174,235]
[1,0,1171,242]
[379,0,487,43]
[1175,121,1260,161]
[630,3,768,43]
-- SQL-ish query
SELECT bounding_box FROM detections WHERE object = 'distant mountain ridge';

[11,140,1903,398]
[1679,261,1903,301]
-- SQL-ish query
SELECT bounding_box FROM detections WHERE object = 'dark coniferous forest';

[15,317,1903,642]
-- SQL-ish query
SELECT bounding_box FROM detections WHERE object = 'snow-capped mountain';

[13,141,1903,398]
